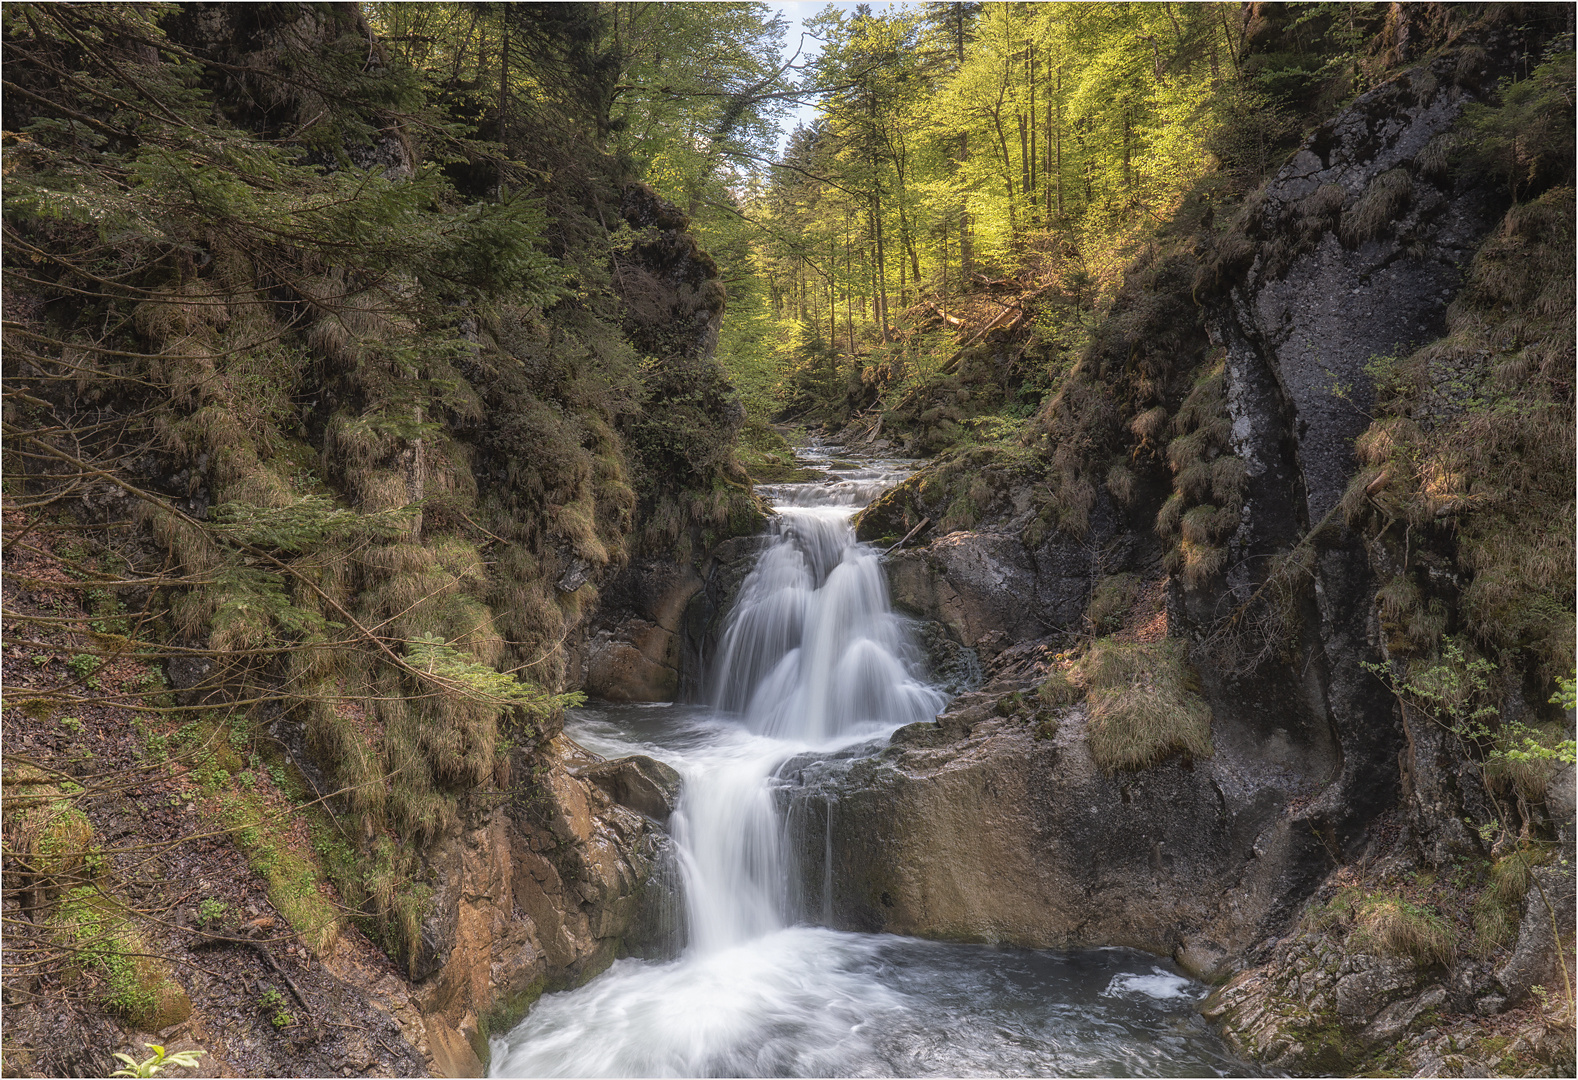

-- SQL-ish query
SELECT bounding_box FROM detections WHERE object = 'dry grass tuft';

[1105,463,1137,506]
[1081,637,1213,774]
[1130,406,1168,443]
[1346,185,1575,675]
[1341,168,1413,246]
[1353,895,1456,966]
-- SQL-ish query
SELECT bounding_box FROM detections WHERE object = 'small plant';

[197,898,228,926]
[67,653,103,687]
[1353,895,1456,966]
[1366,648,1576,838]
[257,987,293,1029]
[134,667,168,692]
[110,1043,204,1077]
[58,715,83,735]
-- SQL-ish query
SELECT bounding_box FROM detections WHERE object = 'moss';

[214,790,341,956]
[28,798,95,881]
[1304,886,1364,932]
[1038,666,1082,708]
[855,441,1045,543]
[50,887,192,1031]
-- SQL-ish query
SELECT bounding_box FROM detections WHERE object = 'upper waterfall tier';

[709,506,945,744]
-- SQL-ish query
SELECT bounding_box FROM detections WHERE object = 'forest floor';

[1,510,426,1078]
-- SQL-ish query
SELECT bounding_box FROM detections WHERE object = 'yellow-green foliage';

[1483,726,1568,801]
[1044,638,1213,774]
[1352,895,1456,966]
[1348,186,1576,675]
[50,888,192,1031]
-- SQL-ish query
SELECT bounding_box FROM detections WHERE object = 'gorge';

[2,3,1573,1079]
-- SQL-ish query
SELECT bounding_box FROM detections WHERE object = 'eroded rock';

[412,737,668,1075]
[577,754,682,823]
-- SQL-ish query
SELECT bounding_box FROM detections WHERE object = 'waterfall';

[677,502,945,952]
[490,450,1241,1079]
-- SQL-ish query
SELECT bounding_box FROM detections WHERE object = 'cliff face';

[409,739,673,1076]
[812,28,1574,1077]
[0,5,741,1076]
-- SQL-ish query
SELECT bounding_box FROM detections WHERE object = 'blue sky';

[771,0,873,152]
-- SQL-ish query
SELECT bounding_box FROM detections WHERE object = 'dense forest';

[2,2,1573,1077]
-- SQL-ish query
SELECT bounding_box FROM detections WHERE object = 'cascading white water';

[675,497,945,955]
[490,449,1252,1079]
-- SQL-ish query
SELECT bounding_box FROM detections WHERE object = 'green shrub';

[1086,573,1141,635]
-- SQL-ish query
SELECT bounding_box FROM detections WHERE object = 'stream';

[490,449,1258,1078]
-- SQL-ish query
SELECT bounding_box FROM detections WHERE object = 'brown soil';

[2,510,426,1077]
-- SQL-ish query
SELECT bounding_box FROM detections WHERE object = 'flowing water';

[490,450,1257,1078]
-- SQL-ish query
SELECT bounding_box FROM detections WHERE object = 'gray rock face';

[1220,61,1497,525]
[1496,866,1578,1007]
[1205,57,1506,860]
[577,754,683,823]
[781,703,1317,973]
[569,536,764,703]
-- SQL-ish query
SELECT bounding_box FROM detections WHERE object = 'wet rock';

[885,532,1075,658]
[578,754,682,823]
[575,562,702,702]
[788,707,1304,957]
[573,535,764,703]
[412,738,666,1074]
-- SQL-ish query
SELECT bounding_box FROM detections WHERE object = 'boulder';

[578,754,682,823]
[783,701,1316,967]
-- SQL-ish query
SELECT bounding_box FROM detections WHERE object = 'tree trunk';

[872,194,890,342]
[1055,67,1064,216]
[954,4,973,280]
[992,105,1017,233]
[1027,42,1037,201]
